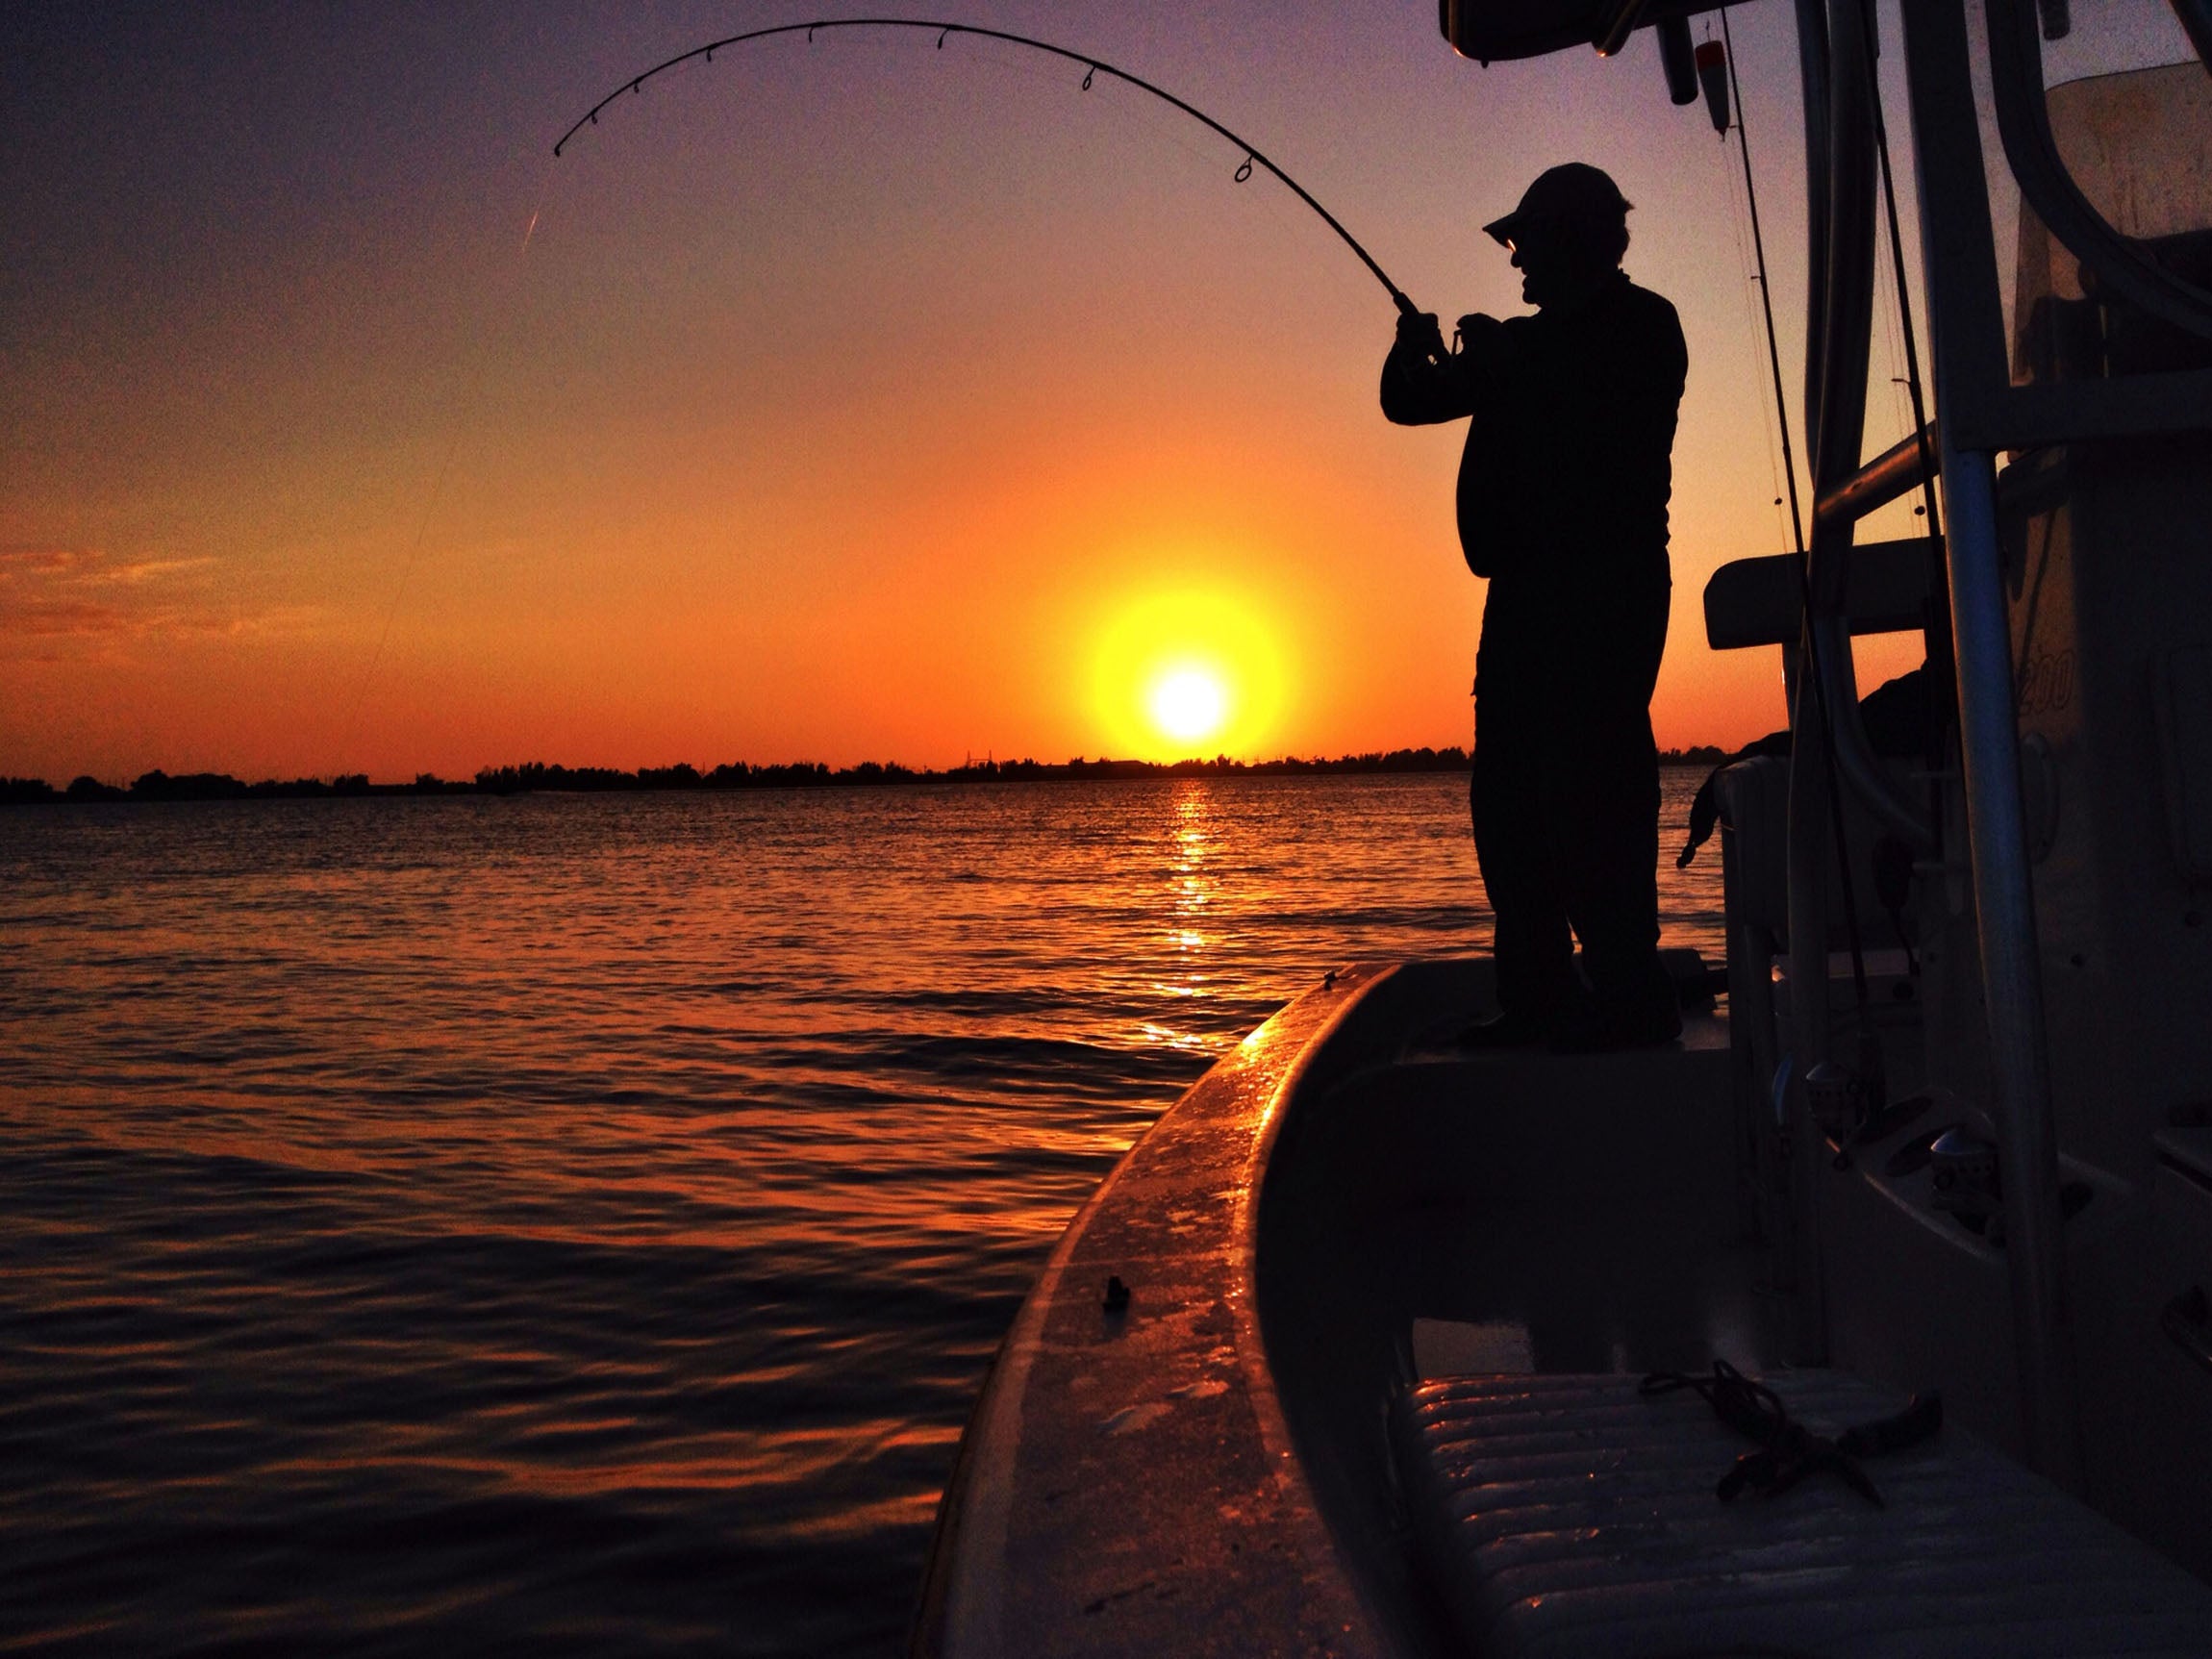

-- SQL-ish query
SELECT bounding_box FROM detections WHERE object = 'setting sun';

[1148,666,1229,745]
[1087,581,1291,760]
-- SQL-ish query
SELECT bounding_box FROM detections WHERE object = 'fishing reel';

[1930,1125,2005,1241]
[1804,1027,1889,1149]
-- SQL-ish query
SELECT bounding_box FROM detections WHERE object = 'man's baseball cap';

[1482,163,1633,245]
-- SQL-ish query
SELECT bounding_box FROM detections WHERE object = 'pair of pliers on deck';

[1718,1420,1887,1507]
[1643,1363,1943,1509]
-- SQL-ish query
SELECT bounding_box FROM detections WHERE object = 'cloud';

[75,556,217,587]
[4,596,134,637]
[0,544,90,576]
[0,544,308,640]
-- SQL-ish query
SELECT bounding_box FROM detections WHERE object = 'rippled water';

[0,773,1722,1656]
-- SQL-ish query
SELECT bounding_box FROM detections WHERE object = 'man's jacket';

[1381,270,1687,593]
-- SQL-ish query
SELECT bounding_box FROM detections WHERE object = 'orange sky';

[2,2,1946,782]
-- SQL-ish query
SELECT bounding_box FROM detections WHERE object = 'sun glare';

[1086,579,1290,760]
[1148,666,1229,745]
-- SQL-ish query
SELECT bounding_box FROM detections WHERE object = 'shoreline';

[3,746,1731,806]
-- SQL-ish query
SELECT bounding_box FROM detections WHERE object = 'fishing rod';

[553,17,1419,317]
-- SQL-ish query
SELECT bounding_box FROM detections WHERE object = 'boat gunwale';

[911,961,1402,1656]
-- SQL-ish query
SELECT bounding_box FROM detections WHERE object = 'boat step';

[1392,1370,2212,1657]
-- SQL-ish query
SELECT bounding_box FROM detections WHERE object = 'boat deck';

[913,956,2212,1655]
[913,957,1772,1656]
[1255,961,1777,1655]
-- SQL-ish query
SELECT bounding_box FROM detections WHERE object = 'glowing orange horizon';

[1,4,1954,786]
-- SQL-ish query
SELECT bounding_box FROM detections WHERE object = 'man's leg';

[1472,698,1576,1031]
[1552,585,1676,1043]
[1557,707,1674,1034]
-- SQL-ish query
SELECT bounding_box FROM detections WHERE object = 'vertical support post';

[1940,446,2083,1491]
[1780,0,1882,1370]
[1899,0,2082,1490]
[1783,668,1833,1363]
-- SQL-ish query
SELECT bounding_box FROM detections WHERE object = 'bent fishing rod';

[553,17,1420,317]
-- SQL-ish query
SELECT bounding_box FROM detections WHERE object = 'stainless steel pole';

[1782,684,1834,1363]
[1940,444,2084,1491]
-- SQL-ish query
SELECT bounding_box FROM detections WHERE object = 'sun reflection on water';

[1142,784,1219,1027]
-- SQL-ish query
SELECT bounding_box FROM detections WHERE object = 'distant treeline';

[3,744,1730,805]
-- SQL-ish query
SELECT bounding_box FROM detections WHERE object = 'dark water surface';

[0,774,1721,1656]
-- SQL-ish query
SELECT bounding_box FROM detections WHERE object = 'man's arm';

[1380,311,1480,425]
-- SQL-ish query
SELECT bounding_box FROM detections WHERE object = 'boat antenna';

[1719,6,1877,1023]
[554,18,1420,317]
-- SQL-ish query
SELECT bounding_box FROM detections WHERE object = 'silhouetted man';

[1381,163,1687,1050]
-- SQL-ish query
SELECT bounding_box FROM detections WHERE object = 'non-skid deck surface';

[1394,1370,2212,1657]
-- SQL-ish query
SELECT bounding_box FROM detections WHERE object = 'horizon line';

[5,742,1736,805]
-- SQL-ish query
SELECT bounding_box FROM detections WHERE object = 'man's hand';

[1396,309,1448,364]
[1379,307,1476,426]
[1455,313,1507,367]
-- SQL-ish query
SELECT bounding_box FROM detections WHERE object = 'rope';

[1642,1360,1945,1505]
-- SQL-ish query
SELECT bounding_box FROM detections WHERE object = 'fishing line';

[339,169,555,767]
[1707,17,1792,556]
[1854,0,1941,546]
[552,18,1419,316]
[1721,6,1809,563]
[960,36,1363,307]
[1877,249,1914,449]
